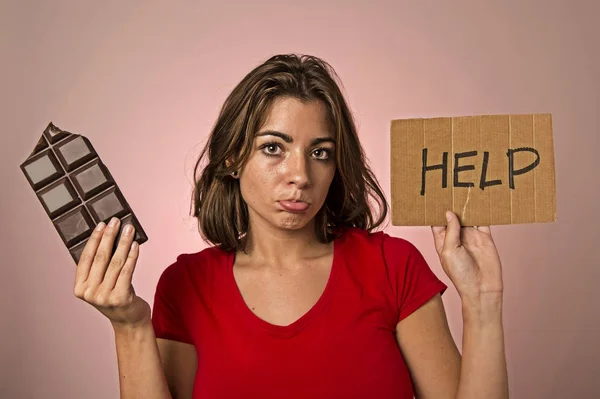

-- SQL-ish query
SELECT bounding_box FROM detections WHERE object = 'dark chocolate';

[20,122,148,264]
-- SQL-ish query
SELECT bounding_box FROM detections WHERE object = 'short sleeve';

[151,256,194,344]
[382,234,448,322]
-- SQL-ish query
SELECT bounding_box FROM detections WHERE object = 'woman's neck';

[239,219,330,268]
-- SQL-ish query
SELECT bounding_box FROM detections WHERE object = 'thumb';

[443,211,461,251]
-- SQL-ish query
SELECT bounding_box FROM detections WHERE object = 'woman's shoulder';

[337,226,428,273]
[337,226,417,252]
[157,245,230,283]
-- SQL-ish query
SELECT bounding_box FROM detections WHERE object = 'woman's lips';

[278,200,310,213]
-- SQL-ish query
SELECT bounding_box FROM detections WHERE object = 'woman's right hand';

[73,217,151,331]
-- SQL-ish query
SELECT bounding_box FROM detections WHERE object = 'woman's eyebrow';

[256,130,336,146]
[311,137,336,146]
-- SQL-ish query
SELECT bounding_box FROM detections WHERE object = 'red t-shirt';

[152,227,447,398]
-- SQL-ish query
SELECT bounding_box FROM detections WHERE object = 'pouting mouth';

[278,199,311,212]
[281,198,310,203]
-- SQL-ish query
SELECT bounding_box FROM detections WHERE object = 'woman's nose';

[286,152,310,188]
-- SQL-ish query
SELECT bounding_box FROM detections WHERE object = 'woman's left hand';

[431,211,504,301]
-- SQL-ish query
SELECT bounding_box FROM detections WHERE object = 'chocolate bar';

[20,122,148,264]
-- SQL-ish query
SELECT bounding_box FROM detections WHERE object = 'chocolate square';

[71,159,113,200]
[37,177,80,219]
[21,149,65,190]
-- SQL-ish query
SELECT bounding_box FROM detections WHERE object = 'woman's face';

[237,96,337,232]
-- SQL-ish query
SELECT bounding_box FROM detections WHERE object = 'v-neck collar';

[224,233,345,338]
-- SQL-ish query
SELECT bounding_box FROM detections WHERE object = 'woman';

[74,54,508,398]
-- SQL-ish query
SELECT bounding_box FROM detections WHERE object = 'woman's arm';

[457,294,508,399]
[395,294,461,399]
[72,218,181,399]
[113,322,173,399]
[395,292,508,399]
[397,210,509,398]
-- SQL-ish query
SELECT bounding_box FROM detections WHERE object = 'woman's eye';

[312,148,330,160]
[262,143,281,155]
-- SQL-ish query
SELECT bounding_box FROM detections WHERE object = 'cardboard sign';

[390,113,556,226]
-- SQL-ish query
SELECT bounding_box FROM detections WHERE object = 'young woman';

[74,54,508,399]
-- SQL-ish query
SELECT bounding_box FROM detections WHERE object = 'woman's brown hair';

[191,53,388,252]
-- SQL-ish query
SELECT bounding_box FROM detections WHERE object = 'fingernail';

[446,211,452,222]
[123,224,133,236]
[95,222,106,231]
[108,217,119,227]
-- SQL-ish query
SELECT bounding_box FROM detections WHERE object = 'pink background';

[2,1,598,398]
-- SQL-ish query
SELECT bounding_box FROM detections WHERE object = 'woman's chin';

[275,214,314,230]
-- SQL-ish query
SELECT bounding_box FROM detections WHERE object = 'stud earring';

[231,170,239,178]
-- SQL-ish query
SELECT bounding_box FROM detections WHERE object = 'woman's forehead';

[258,97,335,138]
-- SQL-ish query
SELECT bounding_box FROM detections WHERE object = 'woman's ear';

[225,158,239,178]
